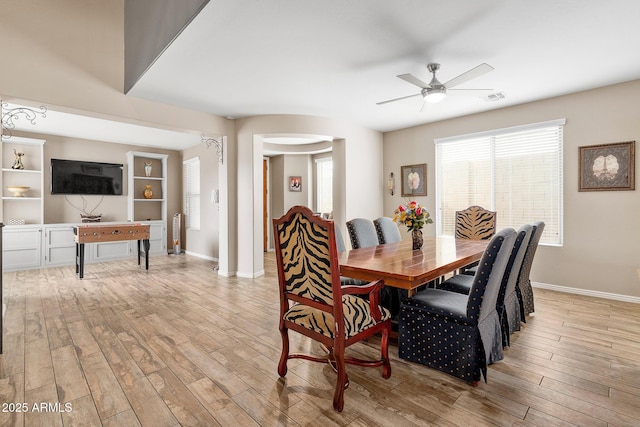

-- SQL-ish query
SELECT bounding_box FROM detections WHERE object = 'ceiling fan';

[377,63,494,107]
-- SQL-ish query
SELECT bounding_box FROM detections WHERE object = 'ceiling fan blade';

[376,93,422,105]
[397,73,430,89]
[447,88,494,95]
[444,63,494,89]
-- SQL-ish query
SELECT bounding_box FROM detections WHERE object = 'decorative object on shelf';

[393,200,433,250]
[143,185,153,199]
[1,102,47,138]
[579,141,635,191]
[401,163,427,197]
[65,195,104,221]
[81,214,102,223]
[11,149,25,169]
[201,134,224,164]
[144,161,152,177]
[7,219,25,225]
[6,186,30,197]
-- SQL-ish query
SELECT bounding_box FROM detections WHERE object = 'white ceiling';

[6,1,640,151]
[129,0,640,133]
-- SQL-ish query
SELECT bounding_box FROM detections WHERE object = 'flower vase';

[411,228,424,250]
[144,161,152,177]
[143,185,153,199]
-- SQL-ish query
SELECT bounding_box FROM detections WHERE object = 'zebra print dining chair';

[272,206,392,412]
[455,205,496,240]
[455,205,497,274]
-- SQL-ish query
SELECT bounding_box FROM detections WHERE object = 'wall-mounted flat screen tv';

[51,159,123,195]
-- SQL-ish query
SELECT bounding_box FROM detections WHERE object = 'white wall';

[383,79,640,299]
[234,115,383,278]
[181,142,220,259]
[270,154,312,213]
[282,155,312,210]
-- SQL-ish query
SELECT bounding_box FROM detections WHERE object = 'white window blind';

[183,157,200,230]
[435,119,564,245]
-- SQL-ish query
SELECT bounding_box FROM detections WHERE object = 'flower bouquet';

[393,201,433,249]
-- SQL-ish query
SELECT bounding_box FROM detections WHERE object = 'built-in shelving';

[126,151,168,256]
[127,151,168,223]
[1,136,45,224]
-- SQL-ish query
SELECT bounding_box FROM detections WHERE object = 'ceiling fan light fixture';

[424,86,446,103]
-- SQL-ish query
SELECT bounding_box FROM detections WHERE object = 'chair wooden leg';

[381,322,391,379]
[278,327,289,377]
[332,349,346,412]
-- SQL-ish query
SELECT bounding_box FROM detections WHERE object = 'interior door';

[263,159,268,251]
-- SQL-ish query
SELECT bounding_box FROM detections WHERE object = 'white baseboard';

[237,270,265,279]
[217,269,236,277]
[533,281,640,304]
[184,250,219,262]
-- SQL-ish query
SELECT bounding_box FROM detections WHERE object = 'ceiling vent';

[484,91,506,102]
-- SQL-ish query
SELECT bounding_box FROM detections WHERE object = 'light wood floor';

[1,253,639,427]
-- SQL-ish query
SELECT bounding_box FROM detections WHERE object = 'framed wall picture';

[289,176,302,192]
[401,163,427,197]
[579,141,635,191]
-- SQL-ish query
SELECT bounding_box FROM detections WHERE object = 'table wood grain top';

[74,223,151,243]
[338,237,488,291]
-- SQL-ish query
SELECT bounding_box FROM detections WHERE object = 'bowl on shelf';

[6,186,30,197]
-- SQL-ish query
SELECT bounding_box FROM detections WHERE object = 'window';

[316,157,333,215]
[435,119,564,245]
[183,157,200,230]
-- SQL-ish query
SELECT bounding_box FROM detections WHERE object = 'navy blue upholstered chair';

[373,217,402,244]
[398,228,516,384]
[348,217,402,317]
[517,221,545,321]
[335,226,368,287]
[499,225,532,344]
[346,218,379,249]
[335,225,347,253]
[439,225,533,346]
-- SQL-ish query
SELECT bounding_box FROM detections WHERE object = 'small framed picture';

[289,176,302,192]
[579,141,635,191]
[401,164,427,197]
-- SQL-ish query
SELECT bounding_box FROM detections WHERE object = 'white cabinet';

[4,221,167,271]
[1,137,44,225]
[44,225,135,267]
[91,240,132,262]
[44,225,76,267]
[3,225,43,270]
[146,221,166,254]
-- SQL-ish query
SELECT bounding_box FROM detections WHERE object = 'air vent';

[485,92,506,102]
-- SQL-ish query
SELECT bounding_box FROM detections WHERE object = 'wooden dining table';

[338,236,489,296]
